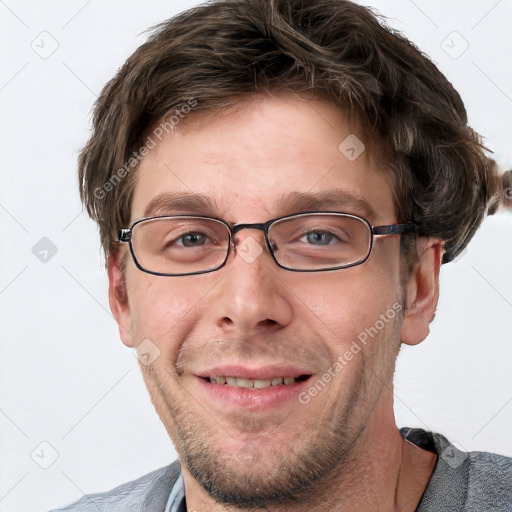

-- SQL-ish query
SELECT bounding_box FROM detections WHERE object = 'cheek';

[293,263,401,340]
[127,274,205,348]
[287,277,402,389]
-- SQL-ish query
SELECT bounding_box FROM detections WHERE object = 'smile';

[205,375,310,388]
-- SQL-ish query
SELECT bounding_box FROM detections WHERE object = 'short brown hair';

[79,0,505,265]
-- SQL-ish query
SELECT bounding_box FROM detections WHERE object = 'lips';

[194,364,313,410]
[196,364,312,382]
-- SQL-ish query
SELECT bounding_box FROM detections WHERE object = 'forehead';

[131,93,395,224]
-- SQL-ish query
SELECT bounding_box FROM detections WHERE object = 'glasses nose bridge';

[230,222,271,254]
[231,222,267,236]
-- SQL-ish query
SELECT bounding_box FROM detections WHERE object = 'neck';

[181,398,437,511]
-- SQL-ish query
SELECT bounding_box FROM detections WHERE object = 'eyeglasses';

[118,212,419,276]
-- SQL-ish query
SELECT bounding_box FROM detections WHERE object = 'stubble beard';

[145,308,403,509]
[167,381,365,509]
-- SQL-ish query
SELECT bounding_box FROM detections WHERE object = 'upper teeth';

[208,376,296,388]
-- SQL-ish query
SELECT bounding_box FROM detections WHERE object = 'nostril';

[256,319,278,329]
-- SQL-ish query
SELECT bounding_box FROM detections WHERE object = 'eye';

[301,230,338,246]
[175,232,208,247]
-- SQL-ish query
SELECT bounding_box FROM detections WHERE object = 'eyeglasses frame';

[118,211,420,277]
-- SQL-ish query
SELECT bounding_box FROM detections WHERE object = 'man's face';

[113,93,408,505]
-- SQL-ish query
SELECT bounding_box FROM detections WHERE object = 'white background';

[1,1,511,511]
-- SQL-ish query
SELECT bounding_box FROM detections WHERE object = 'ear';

[108,246,134,348]
[400,237,444,346]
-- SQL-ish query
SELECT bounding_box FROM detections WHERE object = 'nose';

[209,231,293,335]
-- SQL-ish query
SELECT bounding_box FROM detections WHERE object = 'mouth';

[194,366,313,411]
[202,374,310,389]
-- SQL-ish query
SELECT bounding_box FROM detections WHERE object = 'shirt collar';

[164,471,186,512]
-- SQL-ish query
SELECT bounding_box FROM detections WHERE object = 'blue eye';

[304,231,335,245]
[300,229,343,246]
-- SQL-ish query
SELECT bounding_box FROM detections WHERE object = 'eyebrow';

[273,189,377,220]
[143,192,220,218]
[142,189,376,221]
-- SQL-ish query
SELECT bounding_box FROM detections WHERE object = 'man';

[51,0,511,510]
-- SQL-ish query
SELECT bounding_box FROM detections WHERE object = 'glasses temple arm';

[372,221,420,236]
